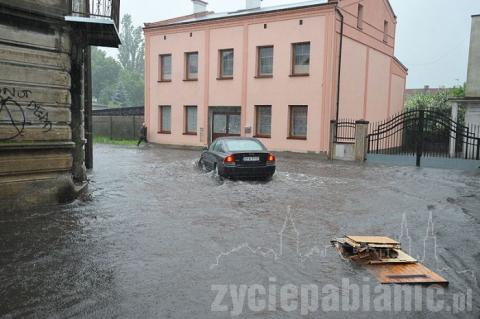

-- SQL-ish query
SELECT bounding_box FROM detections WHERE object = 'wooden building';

[0,0,120,211]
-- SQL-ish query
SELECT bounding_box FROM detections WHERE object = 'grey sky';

[110,0,480,89]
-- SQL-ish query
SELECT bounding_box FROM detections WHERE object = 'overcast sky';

[108,0,480,89]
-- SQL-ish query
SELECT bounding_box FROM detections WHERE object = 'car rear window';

[224,140,264,152]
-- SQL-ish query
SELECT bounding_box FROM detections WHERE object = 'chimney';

[246,0,262,10]
[466,15,480,97]
[192,0,208,14]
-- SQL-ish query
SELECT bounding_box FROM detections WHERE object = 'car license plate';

[243,156,259,162]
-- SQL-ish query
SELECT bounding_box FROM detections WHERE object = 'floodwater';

[1,144,479,318]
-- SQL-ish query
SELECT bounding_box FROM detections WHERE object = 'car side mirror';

[203,147,208,151]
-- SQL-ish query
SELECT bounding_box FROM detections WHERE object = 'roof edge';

[384,0,397,20]
[393,56,408,72]
[144,11,214,29]
[144,1,336,31]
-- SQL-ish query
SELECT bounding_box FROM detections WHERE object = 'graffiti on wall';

[0,87,53,141]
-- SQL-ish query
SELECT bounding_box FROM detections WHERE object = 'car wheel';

[262,174,273,182]
[198,158,206,171]
[214,164,224,181]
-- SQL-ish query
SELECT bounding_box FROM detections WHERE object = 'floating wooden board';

[369,249,417,264]
[346,236,400,246]
[366,263,449,285]
[344,237,362,248]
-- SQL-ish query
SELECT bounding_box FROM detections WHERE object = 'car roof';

[216,137,259,141]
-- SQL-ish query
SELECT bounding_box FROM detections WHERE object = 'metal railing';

[367,108,480,166]
[70,0,120,29]
[335,119,356,143]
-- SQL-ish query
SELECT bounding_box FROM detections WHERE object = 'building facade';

[144,0,407,153]
[0,0,120,211]
[463,15,480,126]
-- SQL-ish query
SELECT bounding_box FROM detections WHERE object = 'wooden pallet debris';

[331,235,448,285]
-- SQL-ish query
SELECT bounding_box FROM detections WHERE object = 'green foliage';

[94,136,137,145]
[405,85,466,123]
[118,69,144,106]
[450,84,465,98]
[118,14,144,74]
[112,81,129,106]
[91,47,122,99]
[92,14,145,107]
[405,89,450,113]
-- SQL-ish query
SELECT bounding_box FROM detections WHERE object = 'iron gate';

[367,108,480,168]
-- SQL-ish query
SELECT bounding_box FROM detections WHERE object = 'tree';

[118,69,144,106]
[118,14,144,74]
[91,14,145,107]
[405,85,466,123]
[91,47,122,100]
[112,82,129,107]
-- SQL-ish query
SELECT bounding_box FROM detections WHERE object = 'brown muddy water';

[0,144,479,318]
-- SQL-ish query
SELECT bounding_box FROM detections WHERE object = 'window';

[209,140,217,151]
[224,140,265,152]
[357,4,364,29]
[185,52,198,80]
[159,105,171,133]
[257,46,273,77]
[184,106,197,135]
[213,141,225,153]
[255,106,272,138]
[289,106,308,139]
[219,49,234,78]
[383,20,389,43]
[160,54,172,81]
[292,42,310,75]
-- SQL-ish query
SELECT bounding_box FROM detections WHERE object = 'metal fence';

[335,119,356,143]
[367,108,480,166]
[70,0,121,28]
[93,115,144,140]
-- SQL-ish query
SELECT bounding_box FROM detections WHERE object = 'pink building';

[144,0,407,153]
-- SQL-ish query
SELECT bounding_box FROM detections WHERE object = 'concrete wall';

[465,103,480,126]
[337,0,407,122]
[93,116,144,140]
[466,15,480,98]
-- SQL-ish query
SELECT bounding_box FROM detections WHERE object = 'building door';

[212,112,241,141]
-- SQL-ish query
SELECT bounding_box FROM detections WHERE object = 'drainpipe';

[335,7,344,130]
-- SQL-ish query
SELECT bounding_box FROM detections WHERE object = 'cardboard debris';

[331,235,448,285]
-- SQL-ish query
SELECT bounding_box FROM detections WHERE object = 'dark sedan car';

[198,137,276,180]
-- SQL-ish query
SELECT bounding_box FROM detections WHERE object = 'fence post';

[416,110,424,167]
[449,102,458,158]
[329,120,336,160]
[132,115,136,140]
[354,120,369,161]
[110,116,113,140]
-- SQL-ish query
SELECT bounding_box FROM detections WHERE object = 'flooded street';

[1,144,479,318]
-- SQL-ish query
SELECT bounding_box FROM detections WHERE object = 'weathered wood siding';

[0,0,70,18]
[0,0,76,210]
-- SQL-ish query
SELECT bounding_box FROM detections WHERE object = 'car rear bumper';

[221,165,276,178]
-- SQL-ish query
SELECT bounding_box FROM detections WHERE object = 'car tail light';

[224,155,235,165]
[267,153,275,164]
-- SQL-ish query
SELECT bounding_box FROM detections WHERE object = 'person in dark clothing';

[137,123,148,146]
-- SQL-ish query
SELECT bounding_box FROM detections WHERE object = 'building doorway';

[208,107,241,143]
